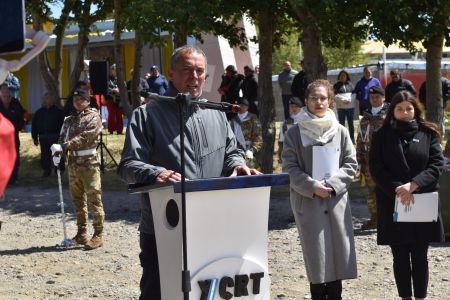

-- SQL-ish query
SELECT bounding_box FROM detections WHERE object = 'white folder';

[394,192,439,222]
[312,146,340,181]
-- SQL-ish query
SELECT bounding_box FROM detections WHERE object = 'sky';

[49,2,98,19]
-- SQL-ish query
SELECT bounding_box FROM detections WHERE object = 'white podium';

[130,174,289,300]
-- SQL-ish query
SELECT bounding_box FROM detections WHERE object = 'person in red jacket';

[105,64,124,134]
[0,114,16,196]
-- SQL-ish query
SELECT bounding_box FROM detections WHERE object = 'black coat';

[385,78,416,103]
[219,73,244,103]
[241,74,258,101]
[31,105,64,141]
[0,100,24,134]
[369,125,445,245]
[418,77,450,109]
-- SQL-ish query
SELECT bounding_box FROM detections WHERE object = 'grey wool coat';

[281,124,358,284]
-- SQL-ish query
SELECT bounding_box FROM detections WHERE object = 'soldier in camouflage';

[278,97,302,162]
[356,86,389,230]
[57,88,104,249]
[230,98,262,168]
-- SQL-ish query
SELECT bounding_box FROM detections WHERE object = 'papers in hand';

[312,146,340,181]
[394,192,439,222]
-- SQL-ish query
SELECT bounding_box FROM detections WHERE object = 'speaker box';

[89,61,109,95]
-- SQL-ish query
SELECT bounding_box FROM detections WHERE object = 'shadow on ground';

[0,185,140,224]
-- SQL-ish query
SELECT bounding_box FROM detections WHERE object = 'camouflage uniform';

[278,114,300,161]
[58,107,104,233]
[230,112,262,168]
[356,103,389,220]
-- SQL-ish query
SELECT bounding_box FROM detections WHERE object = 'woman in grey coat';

[282,80,358,300]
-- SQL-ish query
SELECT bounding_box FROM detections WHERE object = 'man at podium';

[118,45,259,300]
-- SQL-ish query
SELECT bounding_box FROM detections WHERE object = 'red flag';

[0,114,16,194]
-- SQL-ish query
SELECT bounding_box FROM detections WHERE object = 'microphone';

[147,92,240,113]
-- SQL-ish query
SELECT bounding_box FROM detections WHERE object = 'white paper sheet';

[394,192,439,222]
[312,146,340,181]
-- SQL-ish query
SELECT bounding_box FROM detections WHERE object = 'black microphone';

[146,92,240,113]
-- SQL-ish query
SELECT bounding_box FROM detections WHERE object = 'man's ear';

[168,69,173,80]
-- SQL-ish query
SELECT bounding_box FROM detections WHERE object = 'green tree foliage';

[121,0,247,48]
[272,31,301,74]
[288,0,369,80]
[367,0,450,130]
[323,40,370,70]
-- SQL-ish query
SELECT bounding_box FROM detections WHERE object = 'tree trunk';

[113,0,132,118]
[131,30,145,109]
[257,8,276,174]
[288,1,327,80]
[425,34,445,132]
[31,7,69,107]
[300,24,327,80]
[69,1,93,95]
[173,26,188,48]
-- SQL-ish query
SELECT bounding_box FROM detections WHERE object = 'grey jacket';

[278,69,298,95]
[118,86,245,233]
[282,124,358,284]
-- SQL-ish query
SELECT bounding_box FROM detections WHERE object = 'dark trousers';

[139,232,161,300]
[310,280,342,300]
[337,108,355,143]
[282,94,292,120]
[39,135,59,175]
[9,135,20,182]
[390,242,429,298]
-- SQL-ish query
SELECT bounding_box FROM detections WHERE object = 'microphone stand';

[156,92,239,300]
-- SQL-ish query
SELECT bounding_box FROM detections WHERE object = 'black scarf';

[391,119,419,153]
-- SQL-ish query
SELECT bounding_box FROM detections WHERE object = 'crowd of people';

[1,48,449,300]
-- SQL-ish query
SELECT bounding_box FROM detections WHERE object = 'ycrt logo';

[198,272,265,300]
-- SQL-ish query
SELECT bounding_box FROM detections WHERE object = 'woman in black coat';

[369,91,445,300]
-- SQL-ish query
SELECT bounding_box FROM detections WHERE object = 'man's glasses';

[308,96,329,103]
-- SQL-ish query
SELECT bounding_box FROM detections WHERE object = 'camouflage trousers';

[68,166,104,232]
[360,164,377,219]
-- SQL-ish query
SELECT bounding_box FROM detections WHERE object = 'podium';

[130,174,289,300]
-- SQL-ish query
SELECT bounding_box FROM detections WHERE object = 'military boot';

[72,228,89,245]
[85,230,103,250]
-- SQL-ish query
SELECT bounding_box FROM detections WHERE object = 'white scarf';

[238,111,249,121]
[291,111,302,123]
[297,107,340,147]
[371,105,382,116]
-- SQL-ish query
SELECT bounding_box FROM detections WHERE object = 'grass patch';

[18,130,127,191]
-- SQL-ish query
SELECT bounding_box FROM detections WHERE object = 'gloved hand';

[245,149,254,160]
[52,155,61,167]
[50,144,63,155]
[33,139,39,146]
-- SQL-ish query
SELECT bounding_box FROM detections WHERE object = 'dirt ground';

[1,183,449,300]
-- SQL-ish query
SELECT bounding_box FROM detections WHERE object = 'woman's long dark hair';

[337,70,351,82]
[383,91,442,141]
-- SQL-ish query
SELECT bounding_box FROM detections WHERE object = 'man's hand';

[229,165,262,177]
[156,170,182,183]
[33,139,39,146]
